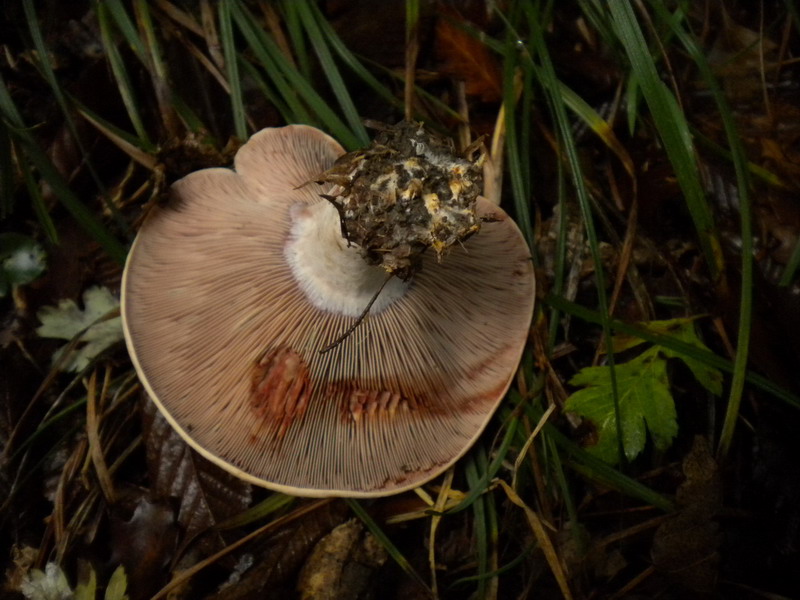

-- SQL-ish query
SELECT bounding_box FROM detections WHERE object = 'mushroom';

[122,124,534,498]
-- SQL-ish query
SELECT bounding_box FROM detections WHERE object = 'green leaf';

[566,347,677,463]
[0,233,46,296]
[612,318,723,396]
[652,323,723,397]
[74,564,97,600]
[36,286,123,372]
[104,566,128,600]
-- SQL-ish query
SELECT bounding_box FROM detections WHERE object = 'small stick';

[319,272,394,354]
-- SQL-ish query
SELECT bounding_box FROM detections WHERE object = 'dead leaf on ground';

[651,436,722,595]
[208,500,349,599]
[109,496,177,600]
[435,13,502,103]
[297,518,388,600]
[141,398,252,557]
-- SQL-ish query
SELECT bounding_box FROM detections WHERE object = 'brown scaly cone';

[314,121,483,280]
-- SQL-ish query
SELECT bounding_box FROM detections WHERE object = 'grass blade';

[644,0,753,461]
[96,1,155,150]
[346,499,432,596]
[23,0,129,231]
[21,159,58,244]
[446,413,518,515]
[464,454,489,599]
[305,2,401,110]
[218,0,248,139]
[229,4,361,149]
[103,0,148,62]
[608,1,722,279]
[292,2,369,144]
[0,76,128,264]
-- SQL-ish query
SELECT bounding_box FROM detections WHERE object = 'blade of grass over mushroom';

[0,77,127,264]
[229,4,361,148]
[545,294,800,410]
[607,1,722,280]
[218,0,247,139]
[649,2,753,459]
[96,1,155,151]
[346,499,431,596]
[292,2,368,145]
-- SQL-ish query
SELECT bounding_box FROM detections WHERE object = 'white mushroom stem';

[285,199,410,319]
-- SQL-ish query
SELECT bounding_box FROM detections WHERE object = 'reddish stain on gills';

[250,346,312,440]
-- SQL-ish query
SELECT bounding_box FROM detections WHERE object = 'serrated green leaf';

[654,324,724,397]
[566,347,678,463]
[613,318,723,397]
[36,286,123,372]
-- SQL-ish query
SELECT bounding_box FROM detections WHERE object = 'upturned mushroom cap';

[122,125,534,498]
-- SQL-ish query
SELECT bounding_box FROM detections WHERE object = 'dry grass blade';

[78,108,157,170]
[496,480,573,599]
[482,102,508,206]
[512,402,556,491]
[85,367,116,504]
